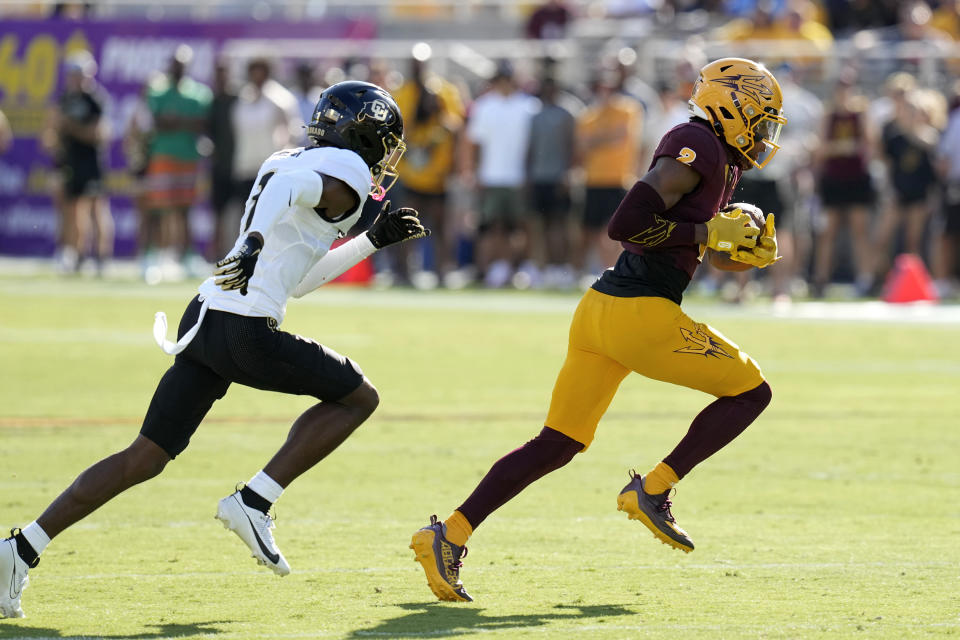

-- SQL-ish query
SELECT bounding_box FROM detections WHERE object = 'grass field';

[1,274,958,639]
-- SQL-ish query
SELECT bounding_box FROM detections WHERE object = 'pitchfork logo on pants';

[674,326,732,359]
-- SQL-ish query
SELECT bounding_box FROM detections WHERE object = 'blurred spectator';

[528,76,577,288]
[291,62,323,143]
[781,0,834,56]
[770,64,824,301]
[232,58,303,221]
[51,1,92,18]
[716,0,832,58]
[392,51,465,286]
[0,2,48,17]
[811,69,877,297]
[575,69,642,280]
[873,78,939,281]
[641,46,704,164]
[602,0,659,17]
[724,0,787,16]
[715,1,779,38]
[143,45,212,280]
[935,86,960,298]
[613,52,660,133]
[642,79,687,165]
[208,60,237,261]
[366,58,401,94]
[821,0,899,33]
[526,0,573,39]
[539,56,587,116]
[0,107,11,153]
[930,0,960,40]
[42,50,112,275]
[914,88,948,132]
[122,80,154,276]
[463,61,540,288]
[123,82,153,187]
[869,71,916,131]
[892,0,951,42]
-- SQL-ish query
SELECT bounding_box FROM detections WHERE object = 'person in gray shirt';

[528,76,577,288]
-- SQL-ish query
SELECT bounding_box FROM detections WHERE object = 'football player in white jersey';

[1,81,429,618]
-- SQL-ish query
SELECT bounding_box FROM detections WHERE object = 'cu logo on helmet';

[366,99,391,122]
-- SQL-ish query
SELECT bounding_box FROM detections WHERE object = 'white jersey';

[198,145,370,323]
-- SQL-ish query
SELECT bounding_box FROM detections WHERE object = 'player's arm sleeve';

[607,180,697,247]
[607,127,718,248]
[245,169,324,237]
[291,233,377,297]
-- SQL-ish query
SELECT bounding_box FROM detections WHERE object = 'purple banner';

[0,18,375,257]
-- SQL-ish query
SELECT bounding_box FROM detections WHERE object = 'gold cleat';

[410,515,472,602]
[617,471,694,553]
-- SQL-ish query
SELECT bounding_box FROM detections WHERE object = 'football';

[722,202,765,230]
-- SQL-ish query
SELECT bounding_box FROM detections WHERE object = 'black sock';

[240,486,272,514]
[13,531,40,568]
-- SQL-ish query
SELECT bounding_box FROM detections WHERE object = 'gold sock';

[643,462,679,495]
[443,510,473,547]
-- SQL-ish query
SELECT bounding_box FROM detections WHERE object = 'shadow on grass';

[348,602,635,637]
[0,620,225,639]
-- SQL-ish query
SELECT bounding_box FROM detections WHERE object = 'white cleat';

[215,491,290,576]
[1,535,30,618]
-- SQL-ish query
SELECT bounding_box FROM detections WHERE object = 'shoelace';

[428,516,468,574]
[657,497,677,523]
[257,512,277,538]
[448,545,469,572]
[628,470,678,523]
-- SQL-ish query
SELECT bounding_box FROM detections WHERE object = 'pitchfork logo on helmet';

[308,80,406,199]
[688,58,787,169]
[711,74,774,104]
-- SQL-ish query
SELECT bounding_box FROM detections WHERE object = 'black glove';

[367,200,431,249]
[214,232,264,296]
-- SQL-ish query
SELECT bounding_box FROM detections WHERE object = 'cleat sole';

[409,531,471,603]
[617,492,694,554]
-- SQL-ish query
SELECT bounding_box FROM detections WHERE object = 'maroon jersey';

[594,120,740,303]
[821,109,869,179]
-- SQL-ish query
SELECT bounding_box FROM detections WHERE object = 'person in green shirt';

[142,45,212,281]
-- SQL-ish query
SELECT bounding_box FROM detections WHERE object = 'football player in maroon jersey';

[410,58,786,602]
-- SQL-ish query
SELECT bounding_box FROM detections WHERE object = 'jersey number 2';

[676,147,697,165]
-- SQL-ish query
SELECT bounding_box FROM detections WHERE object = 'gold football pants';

[545,289,765,448]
